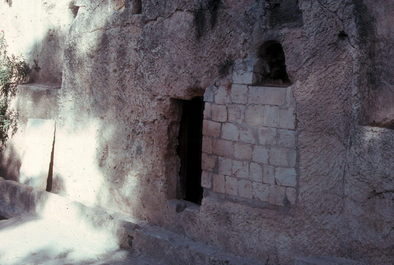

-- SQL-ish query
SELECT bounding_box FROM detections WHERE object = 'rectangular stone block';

[286,87,296,107]
[239,126,256,144]
[277,129,296,148]
[275,167,297,187]
[249,162,263,182]
[252,146,269,164]
[203,102,212,120]
[288,149,297,167]
[228,104,245,123]
[231,84,248,104]
[253,182,270,202]
[269,147,290,167]
[215,86,231,104]
[213,174,225,194]
[238,179,253,199]
[245,105,265,126]
[234,143,252,160]
[262,165,275,184]
[202,136,213,154]
[218,157,232,176]
[222,123,239,141]
[232,71,254,85]
[211,104,227,122]
[248,86,287,106]
[19,119,55,190]
[268,185,286,206]
[262,105,279,127]
[204,85,216,102]
[232,160,249,179]
[201,171,212,189]
[201,153,217,172]
[225,176,238,196]
[213,139,234,157]
[232,58,256,85]
[278,108,295,129]
[258,127,277,145]
[203,120,221,137]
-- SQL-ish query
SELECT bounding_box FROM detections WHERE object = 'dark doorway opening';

[177,97,204,205]
[254,41,291,86]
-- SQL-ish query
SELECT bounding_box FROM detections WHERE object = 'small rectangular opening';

[131,0,142,14]
[177,97,204,205]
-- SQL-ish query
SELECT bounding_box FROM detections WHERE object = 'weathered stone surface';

[294,256,365,265]
[248,86,287,106]
[19,119,55,190]
[1,1,393,265]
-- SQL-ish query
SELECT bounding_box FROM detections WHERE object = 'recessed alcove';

[131,0,142,14]
[253,41,291,87]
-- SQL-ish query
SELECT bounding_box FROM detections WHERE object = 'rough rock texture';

[0,0,393,265]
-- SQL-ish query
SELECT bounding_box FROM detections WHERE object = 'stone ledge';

[294,256,366,265]
[18,83,61,91]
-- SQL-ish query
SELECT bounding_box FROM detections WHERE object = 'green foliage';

[0,31,30,145]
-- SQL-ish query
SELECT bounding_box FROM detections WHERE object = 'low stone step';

[127,222,264,265]
[294,256,365,265]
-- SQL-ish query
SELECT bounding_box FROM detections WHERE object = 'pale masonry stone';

[203,102,212,120]
[201,171,212,189]
[202,136,213,154]
[225,176,238,196]
[234,143,252,160]
[232,160,249,179]
[253,182,270,202]
[201,153,217,171]
[288,149,297,167]
[245,105,265,126]
[231,84,248,104]
[239,126,256,144]
[258,127,277,145]
[218,157,232,176]
[232,58,256,85]
[222,123,239,141]
[213,139,234,157]
[211,104,227,122]
[286,87,296,107]
[275,167,297,187]
[286,187,297,205]
[277,129,296,148]
[262,105,279,127]
[228,104,245,123]
[233,71,254,85]
[268,185,286,206]
[215,86,231,104]
[249,162,263,182]
[213,174,226,194]
[248,86,287,106]
[269,147,290,167]
[252,146,269,164]
[204,85,216,102]
[238,179,253,199]
[203,120,221,137]
[278,108,295,129]
[262,165,275,184]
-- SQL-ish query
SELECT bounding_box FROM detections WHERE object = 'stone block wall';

[201,63,297,206]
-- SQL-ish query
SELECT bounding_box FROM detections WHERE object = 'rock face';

[0,0,393,265]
